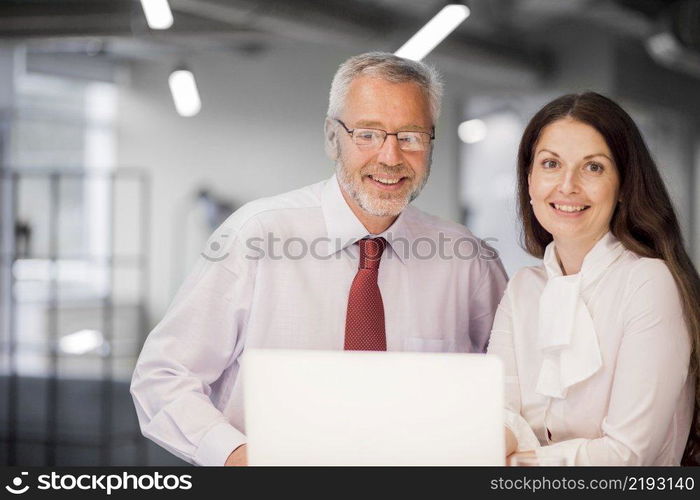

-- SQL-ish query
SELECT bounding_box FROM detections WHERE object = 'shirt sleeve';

[487,284,541,451]
[537,259,692,465]
[130,220,258,466]
[468,247,508,353]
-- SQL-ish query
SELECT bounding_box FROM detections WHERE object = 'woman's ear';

[324,118,339,161]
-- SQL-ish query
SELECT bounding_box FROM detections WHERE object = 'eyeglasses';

[334,119,435,152]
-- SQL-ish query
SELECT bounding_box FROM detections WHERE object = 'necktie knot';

[358,237,386,270]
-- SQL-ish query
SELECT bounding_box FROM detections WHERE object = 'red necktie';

[344,237,387,351]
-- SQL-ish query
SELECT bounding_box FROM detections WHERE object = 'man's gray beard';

[335,144,431,218]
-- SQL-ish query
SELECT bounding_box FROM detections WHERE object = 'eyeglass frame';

[333,119,436,151]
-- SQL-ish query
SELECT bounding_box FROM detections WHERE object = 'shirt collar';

[320,174,410,263]
[543,231,625,286]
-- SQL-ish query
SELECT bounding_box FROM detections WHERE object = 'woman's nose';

[557,168,580,195]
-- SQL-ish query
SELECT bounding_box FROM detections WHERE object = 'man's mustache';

[362,165,413,178]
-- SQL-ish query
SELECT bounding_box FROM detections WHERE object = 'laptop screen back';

[243,349,504,466]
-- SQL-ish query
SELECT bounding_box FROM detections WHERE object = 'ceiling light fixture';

[169,68,202,117]
[395,4,470,61]
[458,119,487,144]
[140,0,174,30]
[59,329,105,355]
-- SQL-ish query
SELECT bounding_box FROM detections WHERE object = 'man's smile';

[365,174,409,191]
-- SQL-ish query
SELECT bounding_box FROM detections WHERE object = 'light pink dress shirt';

[131,175,507,465]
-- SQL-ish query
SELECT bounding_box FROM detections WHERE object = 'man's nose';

[376,134,403,167]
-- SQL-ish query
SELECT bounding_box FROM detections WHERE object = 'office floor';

[0,376,188,466]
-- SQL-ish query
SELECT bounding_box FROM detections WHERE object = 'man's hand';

[225,444,248,466]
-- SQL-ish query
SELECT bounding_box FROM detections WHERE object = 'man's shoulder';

[403,204,477,240]
[219,178,326,234]
[401,205,509,282]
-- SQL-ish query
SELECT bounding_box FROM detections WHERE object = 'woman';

[487,92,700,465]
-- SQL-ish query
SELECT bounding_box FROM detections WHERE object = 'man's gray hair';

[327,52,444,123]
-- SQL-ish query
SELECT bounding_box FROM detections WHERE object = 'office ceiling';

[0,0,697,80]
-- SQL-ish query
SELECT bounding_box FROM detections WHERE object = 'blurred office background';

[0,0,699,466]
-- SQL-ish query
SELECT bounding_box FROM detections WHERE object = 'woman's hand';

[505,427,537,465]
[224,444,248,466]
[507,450,537,466]
[505,427,518,456]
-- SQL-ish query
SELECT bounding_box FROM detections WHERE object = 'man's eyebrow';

[401,124,432,132]
[354,120,384,128]
[354,120,431,131]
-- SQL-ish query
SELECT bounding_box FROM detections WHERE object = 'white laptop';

[242,349,504,466]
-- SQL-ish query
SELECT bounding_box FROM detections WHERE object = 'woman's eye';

[586,163,604,173]
[542,160,558,169]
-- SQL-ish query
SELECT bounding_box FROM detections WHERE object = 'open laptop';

[242,349,504,465]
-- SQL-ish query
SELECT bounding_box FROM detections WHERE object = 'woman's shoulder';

[617,254,677,295]
[504,252,675,295]
[600,252,681,316]
[609,250,674,288]
[512,264,546,279]
[505,264,548,295]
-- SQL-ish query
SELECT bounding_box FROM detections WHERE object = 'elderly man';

[130,52,507,466]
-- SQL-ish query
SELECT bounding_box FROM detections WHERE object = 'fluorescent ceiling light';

[59,329,105,355]
[458,119,487,144]
[169,69,202,117]
[395,4,470,61]
[140,0,174,30]
[646,32,681,59]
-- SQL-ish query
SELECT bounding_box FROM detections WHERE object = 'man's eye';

[356,131,377,141]
[398,134,420,144]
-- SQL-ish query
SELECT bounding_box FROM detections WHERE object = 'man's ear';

[324,118,339,161]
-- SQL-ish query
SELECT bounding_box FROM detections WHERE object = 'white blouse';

[487,232,694,465]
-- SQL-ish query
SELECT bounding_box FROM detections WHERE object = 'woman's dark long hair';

[516,92,700,465]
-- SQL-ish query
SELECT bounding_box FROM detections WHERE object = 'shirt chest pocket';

[403,337,445,353]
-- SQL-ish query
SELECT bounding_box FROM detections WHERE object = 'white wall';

[116,42,464,320]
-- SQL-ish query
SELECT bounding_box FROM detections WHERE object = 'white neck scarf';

[535,232,625,399]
